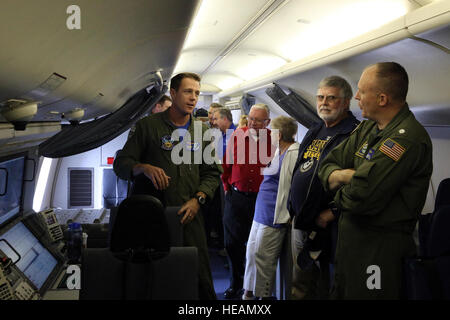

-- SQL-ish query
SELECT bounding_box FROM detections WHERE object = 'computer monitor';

[0,155,25,227]
[0,221,59,292]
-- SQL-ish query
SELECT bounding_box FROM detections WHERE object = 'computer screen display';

[0,156,25,227]
[0,222,58,290]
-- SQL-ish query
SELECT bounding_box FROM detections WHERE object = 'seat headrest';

[131,174,166,207]
[110,194,170,262]
[435,178,450,210]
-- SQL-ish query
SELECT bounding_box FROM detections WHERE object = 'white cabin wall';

[53,148,102,209]
[295,124,309,143]
[51,130,129,209]
[197,94,213,110]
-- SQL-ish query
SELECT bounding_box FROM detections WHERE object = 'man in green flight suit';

[318,62,433,299]
[114,72,222,300]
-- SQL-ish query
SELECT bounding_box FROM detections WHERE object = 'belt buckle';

[232,185,253,196]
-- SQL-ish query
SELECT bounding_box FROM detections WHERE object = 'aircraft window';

[0,156,25,227]
[0,222,57,290]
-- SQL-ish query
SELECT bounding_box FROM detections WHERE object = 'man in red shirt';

[221,104,275,299]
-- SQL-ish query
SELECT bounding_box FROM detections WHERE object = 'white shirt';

[273,142,300,225]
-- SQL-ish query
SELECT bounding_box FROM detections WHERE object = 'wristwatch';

[197,195,206,205]
[195,193,206,205]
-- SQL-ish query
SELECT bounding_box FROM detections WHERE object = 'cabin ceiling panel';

[173,49,220,75]
[0,0,199,121]
[32,31,187,121]
[174,0,269,75]
[199,82,222,93]
[201,72,245,93]
[177,0,423,92]
[182,0,268,50]
[209,49,286,87]
[239,0,414,62]
[237,0,418,66]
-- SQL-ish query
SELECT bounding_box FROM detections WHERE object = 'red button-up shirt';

[221,127,275,193]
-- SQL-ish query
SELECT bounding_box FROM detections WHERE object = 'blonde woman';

[238,114,248,128]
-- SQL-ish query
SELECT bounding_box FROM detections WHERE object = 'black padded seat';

[80,195,198,300]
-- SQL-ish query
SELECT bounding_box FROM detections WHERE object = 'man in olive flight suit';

[318,62,433,299]
[114,72,222,300]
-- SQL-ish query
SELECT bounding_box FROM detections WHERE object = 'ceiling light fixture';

[0,99,39,130]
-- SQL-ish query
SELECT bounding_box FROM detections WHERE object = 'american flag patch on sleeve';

[379,138,406,162]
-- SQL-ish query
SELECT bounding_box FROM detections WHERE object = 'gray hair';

[209,103,223,110]
[318,75,353,100]
[271,116,297,143]
[250,103,270,118]
[214,108,233,122]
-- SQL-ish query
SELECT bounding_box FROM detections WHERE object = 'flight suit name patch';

[355,141,368,159]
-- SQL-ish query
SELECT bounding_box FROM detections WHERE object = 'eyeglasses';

[316,95,343,103]
[248,117,268,124]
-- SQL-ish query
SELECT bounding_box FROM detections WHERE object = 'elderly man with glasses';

[221,103,275,299]
[287,75,360,300]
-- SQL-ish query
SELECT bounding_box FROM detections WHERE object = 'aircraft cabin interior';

[0,0,449,301]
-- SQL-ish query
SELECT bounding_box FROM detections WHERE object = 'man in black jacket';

[287,76,360,299]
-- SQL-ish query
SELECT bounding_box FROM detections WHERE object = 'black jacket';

[288,112,360,231]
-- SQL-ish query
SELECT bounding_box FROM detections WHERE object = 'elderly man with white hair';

[221,103,276,299]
